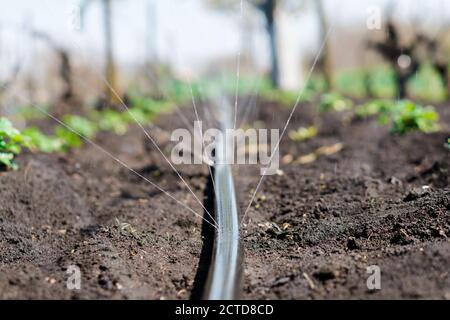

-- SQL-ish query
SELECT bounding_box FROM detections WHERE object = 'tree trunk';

[59,50,73,101]
[396,73,408,99]
[259,0,279,88]
[444,73,450,99]
[435,63,450,99]
[267,19,279,88]
[259,0,304,90]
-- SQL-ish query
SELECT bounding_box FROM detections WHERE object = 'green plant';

[62,115,98,139]
[390,101,439,134]
[23,124,93,154]
[0,117,31,170]
[125,108,150,124]
[333,68,399,98]
[319,92,353,112]
[408,63,447,102]
[131,96,168,114]
[17,105,49,120]
[262,88,313,105]
[288,126,318,142]
[357,99,439,134]
[446,138,450,150]
[356,99,395,120]
[335,70,368,98]
[22,128,64,153]
[115,218,137,235]
[95,110,130,135]
[92,97,171,135]
[50,115,98,150]
[55,127,83,150]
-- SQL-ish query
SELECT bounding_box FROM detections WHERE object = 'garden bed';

[240,100,449,299]
[0,124,209,299]
[0,99,448,299]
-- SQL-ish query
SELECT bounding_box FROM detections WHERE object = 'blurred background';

[1,0,450,120]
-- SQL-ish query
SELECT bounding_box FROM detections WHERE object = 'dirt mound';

[240,101,450,299]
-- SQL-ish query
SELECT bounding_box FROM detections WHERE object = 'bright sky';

[0,0,448,78]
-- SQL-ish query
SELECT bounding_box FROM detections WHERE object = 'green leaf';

[288,126,318,142]
[0,152,15,169]
[0,117,31,170]
[97,110,130,135]
[0,118,20,137]
[377,114,390,125]
[22,128,64,153]
[320,93,353,112]
[390,101,439,134]
[62,115,98,139]
[55,127,83,149]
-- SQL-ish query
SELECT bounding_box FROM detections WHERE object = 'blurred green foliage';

[357,99,440,134]
[320,92,353,112]
[288,126,318,142]
[17,94,173,154]
[0,117,31,170]
[390,101,440,134]
[335,64,447,102]
[9,65,446,158]
[161,73,321,106]
[22,127,64,153]
[95,110,129,135]
[17,105,50,120]
[159,63,448,108]
[356,99,394,118]
[61,115,98,139]
[408,62,447,102]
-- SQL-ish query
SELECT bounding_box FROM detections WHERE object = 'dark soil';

[240,100,450,299]
[0,99,449,299]
[0,124,210,299]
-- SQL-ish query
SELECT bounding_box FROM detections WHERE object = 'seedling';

[4,96,177,161]
[22,127,64,153]
[54,115,98,150]
[356,99,394,118]
[62,115,97,138]
[319,92,353,112]
[54,127,82,149]
[95,110,129,135]
[114,218,137,236]
[23,125,88,153]
[288,126,318,142]
[0,117,31,170]
[93,97,170,135]
[131,96,171,116]
[123,108,149,124]
[356,100,439,134]
[390,101,439,134]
